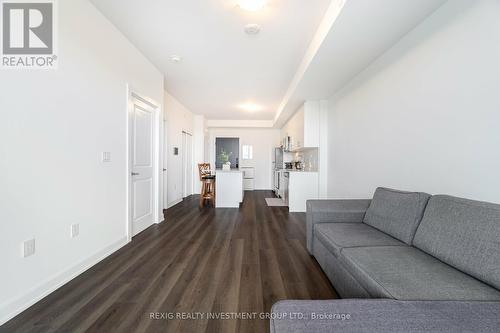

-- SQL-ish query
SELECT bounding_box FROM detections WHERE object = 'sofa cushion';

[314,223,406,258]
[306,199,372,253]
[413,195,500,290]
[340,246,500,301]
[363,187,431,244]
[312,239,371,298]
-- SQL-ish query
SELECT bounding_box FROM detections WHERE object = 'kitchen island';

[215,169,243,208]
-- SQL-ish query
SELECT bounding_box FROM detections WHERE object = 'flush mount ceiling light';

[238,0,267,11]
[238,103,263,112]
[169,55,182,63]
[244,23,261,35]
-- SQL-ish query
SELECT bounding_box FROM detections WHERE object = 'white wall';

[0,0,164,324]
[208,128,280,190]
[164,92,194,207]
[318,100,329,198]
[327,0,500,203]
[192,115,206,194]
[206,119,273,128]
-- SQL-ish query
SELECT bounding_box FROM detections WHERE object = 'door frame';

[126,86,161,242]
[181,130,194,198]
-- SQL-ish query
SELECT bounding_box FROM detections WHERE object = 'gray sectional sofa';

[270,299,500,333]
[271,187,500,332]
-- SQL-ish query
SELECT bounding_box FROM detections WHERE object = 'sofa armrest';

[271,299,500,333]
[306,199,372,253]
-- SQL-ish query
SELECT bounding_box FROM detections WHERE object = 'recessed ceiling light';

[238,0,267,11]
[244,24,261,35]
[238,103,263,112]
[170,55,182,63]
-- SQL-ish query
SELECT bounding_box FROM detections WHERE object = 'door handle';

[163,168,167,172]
[131,172,140,176]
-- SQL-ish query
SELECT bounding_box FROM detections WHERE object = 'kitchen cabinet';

[288,171,319,212]
[241,167,255,191]
[281,101,320,151]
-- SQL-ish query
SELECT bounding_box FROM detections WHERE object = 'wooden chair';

[198,163,216,208]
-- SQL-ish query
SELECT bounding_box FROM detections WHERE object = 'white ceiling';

[90,0,447,124]
[90,0,332,120]
[274,0,448,127]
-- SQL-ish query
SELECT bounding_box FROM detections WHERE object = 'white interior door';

[163,119,168,209]
[130,96,155,236]
[182,132,193,198]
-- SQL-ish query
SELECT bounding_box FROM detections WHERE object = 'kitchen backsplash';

[283,148,318,171]
[299,149,318,171]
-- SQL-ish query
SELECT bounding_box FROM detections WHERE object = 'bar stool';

[198,163,216,208]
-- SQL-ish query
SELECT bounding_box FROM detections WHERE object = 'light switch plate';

[70,224,79,238]
[23,239,35,258]
[102,152,111,162]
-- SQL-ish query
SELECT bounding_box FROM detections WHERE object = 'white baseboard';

[167,198,182,209]
[0,236,129,325]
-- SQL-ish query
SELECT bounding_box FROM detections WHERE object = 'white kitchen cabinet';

[288,171,319,212]
[241,167,255,191]
[281,101,320,151]
[241,167,255,179]
[243,178,255,191]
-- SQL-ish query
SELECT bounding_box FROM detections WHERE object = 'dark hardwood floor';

[2,191,337,333]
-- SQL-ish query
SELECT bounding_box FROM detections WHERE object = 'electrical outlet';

[23,239,35,258]
[70,224,79,238]
[102,152,111,162]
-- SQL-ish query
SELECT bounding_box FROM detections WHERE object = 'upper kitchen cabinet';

[281,101,320,151]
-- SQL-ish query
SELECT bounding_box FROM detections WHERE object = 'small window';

[242,145,253,160]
